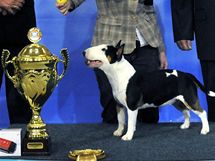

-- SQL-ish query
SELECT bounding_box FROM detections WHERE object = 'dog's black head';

[83,40,125,68]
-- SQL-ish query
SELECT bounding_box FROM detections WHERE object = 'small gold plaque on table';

[1,27,69,156]
[68,149,106,161]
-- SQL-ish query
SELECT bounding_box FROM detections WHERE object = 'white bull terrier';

[83,41,215,141]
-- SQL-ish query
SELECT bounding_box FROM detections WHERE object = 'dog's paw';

[180,123,190,129]
[121,133,133,141]
[113,128,124,137]
[200,128,210,135]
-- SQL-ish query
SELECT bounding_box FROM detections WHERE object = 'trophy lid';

[68,149,106,160]
[17,27,57,62]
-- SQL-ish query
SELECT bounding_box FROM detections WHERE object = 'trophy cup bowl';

[1,28,69,155]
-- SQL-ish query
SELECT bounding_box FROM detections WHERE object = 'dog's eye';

[102,48,106,51]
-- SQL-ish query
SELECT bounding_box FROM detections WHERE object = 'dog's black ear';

[116,43,125,61]
[115,40,122,49]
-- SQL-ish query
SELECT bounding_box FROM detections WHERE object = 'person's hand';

[0,8,8,16]
[176,40,192,51]
[159,51,168,69]
[0,0,25,15]
[0,0,24,15]
[56,0,73,15]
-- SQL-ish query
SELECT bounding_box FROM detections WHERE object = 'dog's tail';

[187,73,215,97]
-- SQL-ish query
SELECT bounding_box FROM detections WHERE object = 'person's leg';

[125,45,160,123]
[0,48,4,87]
[4,46,32,124]
[200,60,215,122]
[94,68,117,123]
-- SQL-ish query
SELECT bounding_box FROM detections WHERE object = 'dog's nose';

[82,51,86,56]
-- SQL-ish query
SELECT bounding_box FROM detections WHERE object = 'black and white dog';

[83,41,215,141]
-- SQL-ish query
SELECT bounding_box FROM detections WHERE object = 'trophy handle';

[57,48,69,81]
[1,49,18,85]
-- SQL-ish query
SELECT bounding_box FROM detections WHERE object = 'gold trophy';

[1,27,69,155]
[68,149,106,161]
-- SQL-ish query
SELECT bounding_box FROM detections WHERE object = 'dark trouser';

[200,60,215,122]
[0,47,32,124]
[94,44,160,123]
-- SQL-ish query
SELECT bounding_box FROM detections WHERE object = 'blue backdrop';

[0,0,207,127]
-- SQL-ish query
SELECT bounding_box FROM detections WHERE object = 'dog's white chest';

[113,90,127,107]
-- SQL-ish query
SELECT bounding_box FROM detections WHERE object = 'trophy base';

[22,133,51,156]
